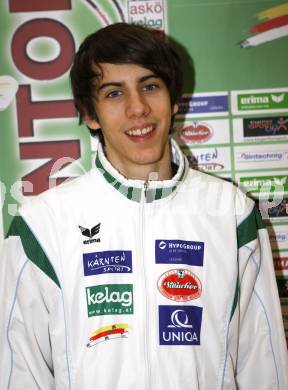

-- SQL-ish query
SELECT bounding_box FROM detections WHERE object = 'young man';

[0,23,287,390]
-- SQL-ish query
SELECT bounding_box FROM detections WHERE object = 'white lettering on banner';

[241,96,269,104]
[87,287,132,307]
[168,243,202,250]
[88,252,126,268]
[162,331,198,342]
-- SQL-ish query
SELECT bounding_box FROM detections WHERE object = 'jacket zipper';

[140,180,151,390]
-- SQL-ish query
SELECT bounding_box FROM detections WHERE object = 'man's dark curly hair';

[70,23,183,125]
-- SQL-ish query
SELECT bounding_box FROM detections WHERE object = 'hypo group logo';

[155,239,204,266]
[177,92,229,117]
[159,305,202,345]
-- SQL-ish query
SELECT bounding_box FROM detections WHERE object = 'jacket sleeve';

[233,203,288,389]
[0,216,61,390]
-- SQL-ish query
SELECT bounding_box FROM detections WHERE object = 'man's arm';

[231,205,288,389]
[0,217,61,390]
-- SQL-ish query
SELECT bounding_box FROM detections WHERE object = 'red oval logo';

[180,122,213,144]
[157,269,202,301]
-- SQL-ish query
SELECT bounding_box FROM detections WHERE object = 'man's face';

[85,63,178,179]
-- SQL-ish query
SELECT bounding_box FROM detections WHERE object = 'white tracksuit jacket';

[0,138,287,390]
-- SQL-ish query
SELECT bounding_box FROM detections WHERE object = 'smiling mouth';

[125,125,155,137]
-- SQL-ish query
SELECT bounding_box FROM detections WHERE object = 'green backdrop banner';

[1,0,288,344]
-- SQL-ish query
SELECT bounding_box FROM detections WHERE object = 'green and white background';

[1,0,288,344]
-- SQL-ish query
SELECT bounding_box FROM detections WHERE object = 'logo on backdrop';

[243,116,288,139]
[159,306,202,345]
[178,93,228,116]
[179,121,213,144]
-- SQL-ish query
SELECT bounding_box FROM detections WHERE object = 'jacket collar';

[94,137,188,203]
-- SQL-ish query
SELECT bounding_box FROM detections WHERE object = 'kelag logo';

[86,284,133,317]
[159,306,202,345]
[243,116,288,138]
[83,250,132,276]
[155,239,204,266]
[238,92,288,111]
[127,0,166,31]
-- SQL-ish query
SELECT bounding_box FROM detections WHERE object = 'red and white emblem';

[157,269,202,301]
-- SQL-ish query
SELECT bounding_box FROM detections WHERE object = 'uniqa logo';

[180,121,213,144]
[162,309,198,343]
[157,269,202,301]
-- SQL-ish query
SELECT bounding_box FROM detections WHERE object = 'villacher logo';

[79,223,101,244]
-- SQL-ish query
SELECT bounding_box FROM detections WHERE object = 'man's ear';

[172,103,178,115]
[84,116,101,130]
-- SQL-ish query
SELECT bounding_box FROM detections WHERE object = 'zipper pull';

[144,180,149,199]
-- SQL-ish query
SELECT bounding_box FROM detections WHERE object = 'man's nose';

[125,91,150,118]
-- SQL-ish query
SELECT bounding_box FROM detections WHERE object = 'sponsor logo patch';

[87,323,129,348]
[159,305,202,345]
[277,278,288,299]
[237,151,288,163]
[243,116,288,139]
[158,269,202,301]
[274,257,288,271]
[257,198,288,219]
[83,250,132,276]
[79,223,101,245]
[155,240,204,266]
[237,92,288,111]
[180,121,213,144]
[127,0,166,34]
[86,284,133,317]
[178,93,228,116]
[240,175,288,195]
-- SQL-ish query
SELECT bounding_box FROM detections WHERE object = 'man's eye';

[143,83,159,92]
[107,90,122,98]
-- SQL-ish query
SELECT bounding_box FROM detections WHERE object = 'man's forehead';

[94,62,158,82]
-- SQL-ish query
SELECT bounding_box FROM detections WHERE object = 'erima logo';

[271,94,285,103]
[79,223,101,244]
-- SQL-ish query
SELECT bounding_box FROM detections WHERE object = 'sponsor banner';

[231,88,288,115]
[177,92,229,117]
[159,305,202,345]
[233,116,288,142]
[268,225,288,251]
[157,269,202,301]
[234,144,288,170]
[238,174,288,199]
[127,0,167,33]
[277,277,288,299]
[86,284,133,317]
[184,146,231,172]
[87,323,129,348]
[155,239,204,266]
[274,251,288,274]
[257,198,288,221]
[173,119,230,145]
[83,250,132,276]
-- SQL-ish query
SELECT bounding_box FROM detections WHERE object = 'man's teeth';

[126,125,153,136]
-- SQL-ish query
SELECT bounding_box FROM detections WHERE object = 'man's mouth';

[125,124,154,137]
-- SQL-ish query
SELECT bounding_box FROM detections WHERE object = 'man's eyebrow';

[97,74,160,92]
